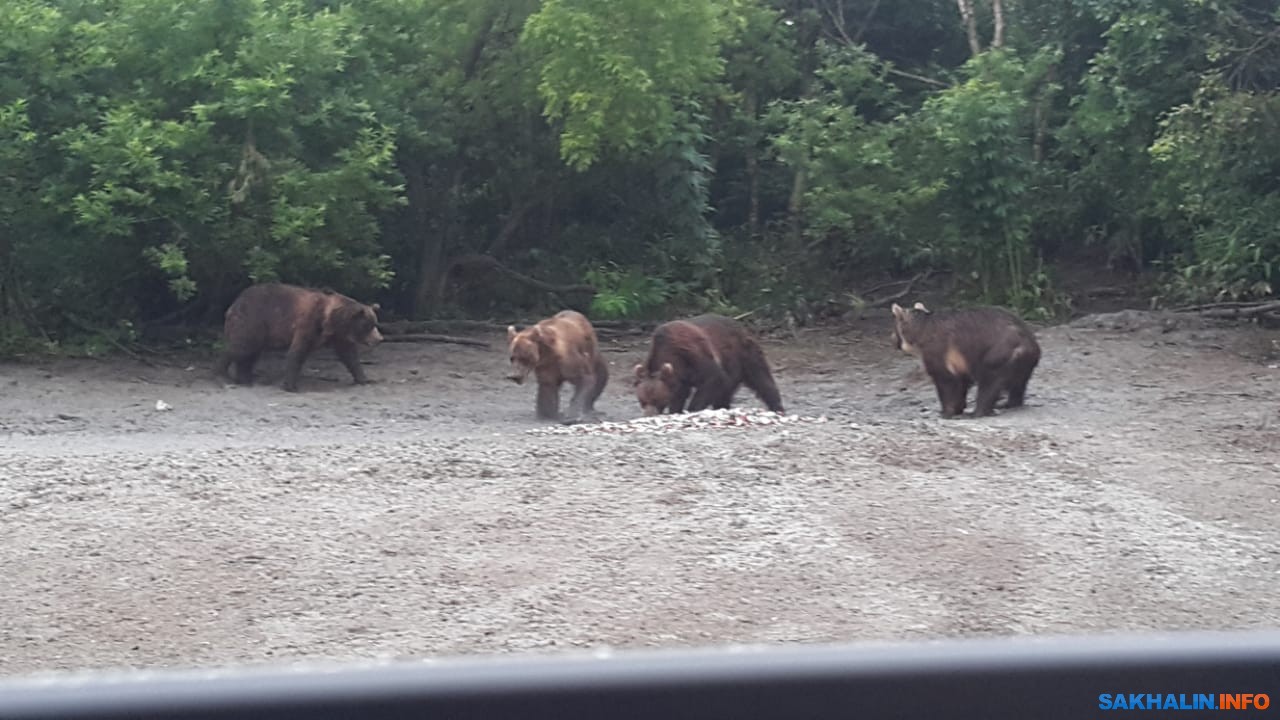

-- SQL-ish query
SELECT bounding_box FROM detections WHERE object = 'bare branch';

[864,272,931,308]
[887,66,951,88]
[852,0,881,43]
[817,0,855,46]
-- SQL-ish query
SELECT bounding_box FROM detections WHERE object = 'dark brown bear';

[506,310,609,424]
[215,283,383,392]
[891,301,1041,418]
[633,314,784,416]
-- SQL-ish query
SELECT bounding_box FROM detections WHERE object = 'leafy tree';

[4,0,1280,351]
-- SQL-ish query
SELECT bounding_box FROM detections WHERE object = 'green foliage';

[2,0,1279,355]
[1149,81,1280,302]
[584,263,672,319]
[913,50,1037,305]
[771,43,938,274]
[522,0,729,170]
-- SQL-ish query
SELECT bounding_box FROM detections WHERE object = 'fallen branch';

[379,319,502,335]
[1084,286,1132,298]
[379,333,491,348]
[596,327,653,339]
[1165,391,1269,399]
[1173,300,1280,317]
[860,276,919,297]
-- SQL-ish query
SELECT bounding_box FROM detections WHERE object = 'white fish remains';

[526,408,828,436]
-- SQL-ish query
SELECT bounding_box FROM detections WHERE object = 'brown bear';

[506,310,609,424]
[215,283,383,392]
[891,301,1041,418]
[633,314,784,416]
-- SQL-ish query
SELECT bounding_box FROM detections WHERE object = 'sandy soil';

[1,309,1279,678]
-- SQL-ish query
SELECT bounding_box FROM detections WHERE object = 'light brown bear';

[507,310,609,424]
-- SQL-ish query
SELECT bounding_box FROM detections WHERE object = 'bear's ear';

[912,301,929,313]
[633,363,647,381]
[891,303,906,320]
[658,362,675,380]
[370,303,380,313]
[507,325,518,341]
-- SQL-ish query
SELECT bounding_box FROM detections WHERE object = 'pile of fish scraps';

[525,408,829,436]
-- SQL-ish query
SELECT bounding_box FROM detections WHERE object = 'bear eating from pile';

[633,314,784,416]
[506,310,609,424]
[215,282,383,392]
[891,301,1041,418]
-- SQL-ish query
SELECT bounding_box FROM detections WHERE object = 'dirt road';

[2,310,1278,677]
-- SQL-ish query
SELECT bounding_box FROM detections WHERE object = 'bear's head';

[890,302,930,357]
[506,325,544,384]
[633,362,677,416]
[327,298,383,347]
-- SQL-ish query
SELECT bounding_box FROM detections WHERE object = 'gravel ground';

[1,310,1279,679]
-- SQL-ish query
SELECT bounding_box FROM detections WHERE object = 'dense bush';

[1,0,1277,352]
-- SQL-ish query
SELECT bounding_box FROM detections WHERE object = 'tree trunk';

[408,162,454,319]
[991,0,1004,49]
[745,93,761,240]
[956,0,982,56]
[1032,64,1057,163]
[486,193,544,257]
[787,167,806,252]
[409,7,502,318]
[0,231,16,332]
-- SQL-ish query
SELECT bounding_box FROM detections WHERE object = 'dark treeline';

[2,0,1278,353]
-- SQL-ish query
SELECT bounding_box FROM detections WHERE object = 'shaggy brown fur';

[507,310,609,424]
[892,301,1041,418]
[215,283,383,392]
[633,314,784,416]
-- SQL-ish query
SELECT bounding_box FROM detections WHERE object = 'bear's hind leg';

[744,370,783,413]
[213,352,234,383]
[1003,351,1039,409]
[974,379,1004,417]
[584,354,609,413]
[231,353,259,385]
